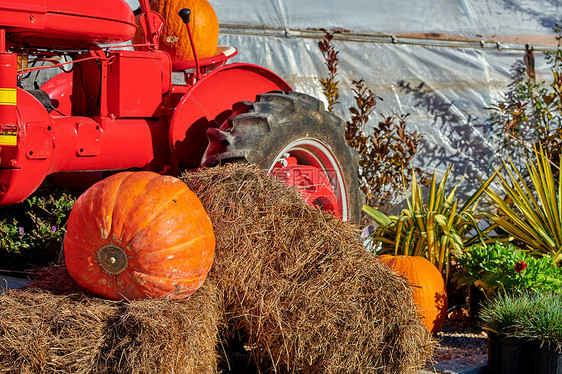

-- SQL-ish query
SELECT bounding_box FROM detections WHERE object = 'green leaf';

[362,205,393,226]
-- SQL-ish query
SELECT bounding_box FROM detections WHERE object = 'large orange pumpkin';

[64,171,215,300]
[150,0,219,65]
[379,255,448,335]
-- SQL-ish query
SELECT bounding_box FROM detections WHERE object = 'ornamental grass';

[481,145,562,263]
[481,292,562,348]
[363,165,492,282]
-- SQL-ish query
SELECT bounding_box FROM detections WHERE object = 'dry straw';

[182,164,434,373]
[0,265,221,374]
[0,164,434,373]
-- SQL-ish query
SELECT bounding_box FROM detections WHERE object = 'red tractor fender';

[168,63,292,168]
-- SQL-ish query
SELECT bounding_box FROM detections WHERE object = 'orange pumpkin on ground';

[64,171,215,300]
[378,255,448,335]
[150,0,218,65]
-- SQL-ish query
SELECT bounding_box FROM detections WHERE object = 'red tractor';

[0,0,361,222]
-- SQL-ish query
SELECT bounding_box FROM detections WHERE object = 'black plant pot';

[487,332,536,374]
[535,342,562,374]
[488,333,562,374]
[469,285,485,321]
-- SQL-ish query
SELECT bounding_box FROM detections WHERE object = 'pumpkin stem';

[96,245,129,275]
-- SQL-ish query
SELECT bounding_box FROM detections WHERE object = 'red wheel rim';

[268,138,349,220]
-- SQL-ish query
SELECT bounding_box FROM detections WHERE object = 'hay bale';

[0,267,221,374]
[181,164,435,374]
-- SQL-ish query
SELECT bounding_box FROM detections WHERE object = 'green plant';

[454,242,562,297]
[523,293,562,346]
[480,291,536,336]
[318,29,340,113]
[318,31,423,211]
[348,81,424,210]
[0,183,76,271]
[363,165,492,280]
[481,145,562,263]
[488,22,562,169]
[481,292,562,348]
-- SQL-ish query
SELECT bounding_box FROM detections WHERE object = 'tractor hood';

[1,0,136,49]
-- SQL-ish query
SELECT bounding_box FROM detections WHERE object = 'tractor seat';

[171,46,238,72]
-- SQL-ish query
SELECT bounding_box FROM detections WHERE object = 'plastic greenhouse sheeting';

[133,0,561,194]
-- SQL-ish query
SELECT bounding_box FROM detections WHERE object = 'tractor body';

[0,0,361,222]
[0,0,291,205]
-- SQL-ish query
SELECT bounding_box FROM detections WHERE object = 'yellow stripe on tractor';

[0,88,16,106]
[0,133,17,146]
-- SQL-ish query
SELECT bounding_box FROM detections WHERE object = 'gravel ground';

[424,317,488,373]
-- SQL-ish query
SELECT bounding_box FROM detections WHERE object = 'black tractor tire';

[202,91,363,225]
